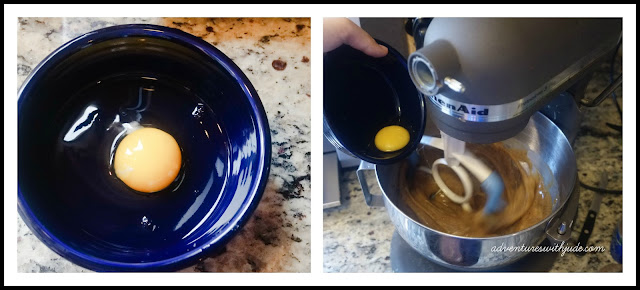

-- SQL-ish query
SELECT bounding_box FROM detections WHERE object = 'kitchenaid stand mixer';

[405,17,621,225]
[398,17,622,271]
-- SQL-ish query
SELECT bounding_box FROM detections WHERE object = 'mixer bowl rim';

[376,112,577,241]
[17,23,271,271]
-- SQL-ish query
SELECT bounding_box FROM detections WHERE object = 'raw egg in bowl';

[323,40,425,165]
[17,24,271,272]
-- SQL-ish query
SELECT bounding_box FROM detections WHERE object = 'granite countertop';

[17,17,311,273]
[323,45,623,273]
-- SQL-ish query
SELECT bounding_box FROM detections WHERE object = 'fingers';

[323,18,349,52]
[323,18,388,58]
[342,21,388,57]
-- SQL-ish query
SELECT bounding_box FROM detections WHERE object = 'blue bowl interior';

[323,40,425,164]
[17,25,270,271]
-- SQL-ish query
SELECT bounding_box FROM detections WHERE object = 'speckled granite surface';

[323,47,623,273]
[17,17,310,273]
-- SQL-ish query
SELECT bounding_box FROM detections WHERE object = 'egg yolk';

[114,127,181,193]
[374,125,410,152]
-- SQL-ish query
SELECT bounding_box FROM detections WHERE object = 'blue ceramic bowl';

[17,24,271,272]
[323,39,426,165]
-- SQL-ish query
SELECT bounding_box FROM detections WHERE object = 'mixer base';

[390,231,559,272]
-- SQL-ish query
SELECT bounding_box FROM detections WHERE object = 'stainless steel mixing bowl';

[357,112,579,270]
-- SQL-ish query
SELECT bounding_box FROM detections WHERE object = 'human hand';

[323,18,388,57]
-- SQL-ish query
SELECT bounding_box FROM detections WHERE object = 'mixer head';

[407,18,622,144]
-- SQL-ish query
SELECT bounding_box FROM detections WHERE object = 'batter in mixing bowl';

[399,143,552,237]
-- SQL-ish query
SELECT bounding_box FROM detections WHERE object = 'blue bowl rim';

[17,24,272,272]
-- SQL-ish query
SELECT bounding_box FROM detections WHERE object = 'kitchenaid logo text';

[430,95,489,116]
[491,241,606,257]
